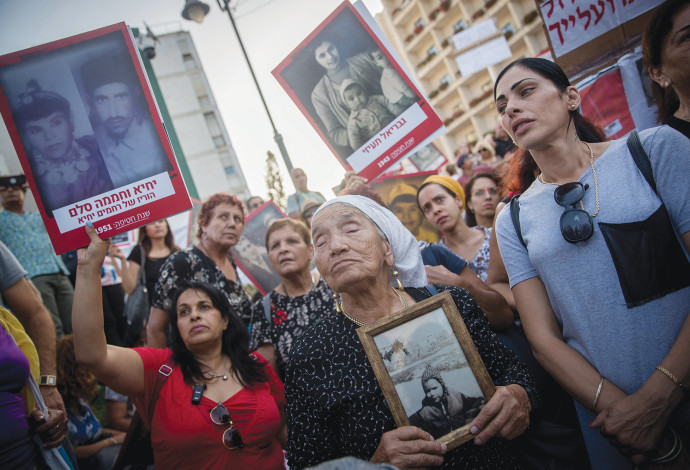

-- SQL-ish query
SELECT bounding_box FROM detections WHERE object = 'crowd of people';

[1,1,689,468]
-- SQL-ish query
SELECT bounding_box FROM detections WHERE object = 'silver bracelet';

[591,377,604,413]
[650,429,682,464]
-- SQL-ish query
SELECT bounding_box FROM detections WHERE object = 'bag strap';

[262,294,272,323]
[626,130,657,195]
[137,245,146,285]
[425,284,439,296]
[510,195,528,248]
[146,357,175,428]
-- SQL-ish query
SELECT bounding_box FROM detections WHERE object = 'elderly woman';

[643,0,690,138]
[311,36,382,155]
[249,218,333,380]
[72,225,286,469]
[493,57,690,468]
[147,194,252,347]
[286,195,536,470]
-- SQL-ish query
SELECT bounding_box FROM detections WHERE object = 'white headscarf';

[312,195,427,288]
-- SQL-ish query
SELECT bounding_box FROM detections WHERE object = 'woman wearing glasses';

[493,58,690,468]
[71,225,286,469]
[463,173,502,229]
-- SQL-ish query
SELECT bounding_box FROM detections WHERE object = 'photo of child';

[341,78,395,149]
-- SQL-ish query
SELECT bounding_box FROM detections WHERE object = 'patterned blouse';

[439,226,491,281]
[249,278,334,380]
[285,285,533,470]
[152,246,252,324]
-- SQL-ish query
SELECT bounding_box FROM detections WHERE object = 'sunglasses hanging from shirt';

[210,402,245,450]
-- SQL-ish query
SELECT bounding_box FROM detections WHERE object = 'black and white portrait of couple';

[373,306,486,440]
[0,28,172,216]
[275,4,420,160]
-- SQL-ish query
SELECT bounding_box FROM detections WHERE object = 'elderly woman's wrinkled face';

[311,204,393,293]
[315,41,341,71]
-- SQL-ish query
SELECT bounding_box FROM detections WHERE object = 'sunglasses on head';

[473,187,498,197]
[210,402,244,449]
[554,182,593,243]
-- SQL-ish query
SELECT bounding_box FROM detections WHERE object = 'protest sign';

[537,0,663,78]
[273,1,444,181]
[230,201,285,295]
[371,171,439,243]
[0,22,191,254]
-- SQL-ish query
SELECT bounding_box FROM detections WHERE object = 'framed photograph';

[273,1,443,181]
[0,22,190,254]
[357,290,495,450]
[370,171,439,243]
[407,143,447,173]
[231,201,286,295]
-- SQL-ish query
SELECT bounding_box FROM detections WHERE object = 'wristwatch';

[39,375,57,387]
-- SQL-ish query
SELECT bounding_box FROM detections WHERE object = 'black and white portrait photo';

[274,3,419,161]
[373,306,485,439]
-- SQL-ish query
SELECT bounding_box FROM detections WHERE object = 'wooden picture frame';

[356,290,495,450]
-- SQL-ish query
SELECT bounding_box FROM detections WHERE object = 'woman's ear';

[383,240,394,267]
[466,199,474,214]
[456,196,464,211]
[565,86,581,110]
[648,65,668,88]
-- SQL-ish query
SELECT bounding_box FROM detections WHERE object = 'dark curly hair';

[57,335,99,415]
[196,193,244,241]
[168,281,266,387]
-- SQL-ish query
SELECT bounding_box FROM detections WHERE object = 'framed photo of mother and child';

[357,291,496,450]
[0,22,191,254]
[273,1,444,182]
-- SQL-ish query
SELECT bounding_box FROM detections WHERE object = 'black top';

[127,246,170,307]
[667,116,690,139]
[249,278,334,381]
[152,246,252,324]
[285,284,534,470]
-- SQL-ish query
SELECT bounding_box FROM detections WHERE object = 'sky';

[0,0,383,201]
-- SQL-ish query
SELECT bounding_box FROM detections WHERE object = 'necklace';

[341,286,408,327]
[206,357,229,381]
[538,141,600,217]
[675,110,690,122]
[281,273,315,297]
[33,142,93,185]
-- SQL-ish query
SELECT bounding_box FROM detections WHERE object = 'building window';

[453,19,466,33]
[414,18,425,28]
[204,112,225,148]
[427,45,439,57]
[440,74,451,86]
[224,165,235,176]
[198,95,211,108]
[182,53,196,70]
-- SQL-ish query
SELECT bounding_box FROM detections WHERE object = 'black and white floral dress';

[285,284,533,470]
[152,246,252,324]
[249,278,333,380]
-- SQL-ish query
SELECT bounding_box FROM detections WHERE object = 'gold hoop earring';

[392,269,404,292]
[333,292,342,313]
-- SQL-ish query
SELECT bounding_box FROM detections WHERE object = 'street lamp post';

[181,0,294,176]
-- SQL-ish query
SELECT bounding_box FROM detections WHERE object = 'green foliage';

[265,151,286,210]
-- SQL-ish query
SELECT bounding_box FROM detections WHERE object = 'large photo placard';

[273,1,443,181]
[0,22,191,254]
[357,291,495,450]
